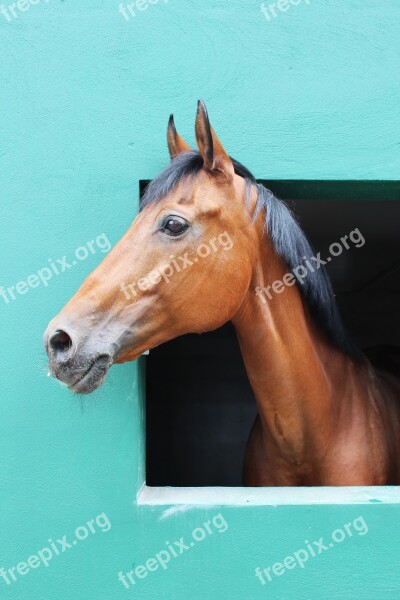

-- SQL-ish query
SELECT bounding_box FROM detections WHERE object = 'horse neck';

[231,231,356,463]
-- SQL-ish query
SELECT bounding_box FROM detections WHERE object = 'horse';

[44,101,400,486]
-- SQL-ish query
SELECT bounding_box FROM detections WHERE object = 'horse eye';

[162,216,189,237]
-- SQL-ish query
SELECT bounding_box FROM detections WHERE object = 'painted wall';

[1,0,400,598]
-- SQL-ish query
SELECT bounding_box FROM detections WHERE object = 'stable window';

[138,181,400,505]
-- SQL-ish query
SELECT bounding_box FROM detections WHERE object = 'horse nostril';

[49,330,73,355]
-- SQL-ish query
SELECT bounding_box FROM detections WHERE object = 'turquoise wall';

[1,0,400,598]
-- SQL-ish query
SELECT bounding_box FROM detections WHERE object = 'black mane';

[141,151,360,359]
[140,151,255,208]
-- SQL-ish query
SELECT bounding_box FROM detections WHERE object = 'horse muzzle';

[44,326,113,394]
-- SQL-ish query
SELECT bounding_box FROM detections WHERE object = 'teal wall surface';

[1,1,400,599]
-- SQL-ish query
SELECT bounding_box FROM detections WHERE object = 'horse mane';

[140,151,255,208]
[141,151,361,359]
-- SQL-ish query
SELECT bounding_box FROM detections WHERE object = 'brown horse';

[44,101,400,486]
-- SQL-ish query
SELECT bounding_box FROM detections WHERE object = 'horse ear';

[167,115,192,159]
[195,100,234,178]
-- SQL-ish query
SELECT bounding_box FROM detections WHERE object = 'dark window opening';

[142,180,400,487]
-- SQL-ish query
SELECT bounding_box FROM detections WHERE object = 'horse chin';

[114,347,150,363]
[68,355,112,394]
[114,352,142,364]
